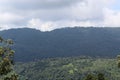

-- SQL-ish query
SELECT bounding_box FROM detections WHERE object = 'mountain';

[0,27,120,62]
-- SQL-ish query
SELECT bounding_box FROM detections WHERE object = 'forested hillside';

[15,56,120,80]
[1,27,120,61]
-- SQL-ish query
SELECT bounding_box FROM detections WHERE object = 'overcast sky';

[0,0,120,31]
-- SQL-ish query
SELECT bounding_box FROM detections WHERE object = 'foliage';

[117,55,120,68]
[0,36,19,80]
[97,73,105,80]
[84,73,96,80]
[15,56,120,80]
[84,72,106,80]
[2,27,120,62]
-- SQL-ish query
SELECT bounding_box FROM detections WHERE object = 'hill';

[15,56,118,80]
[0,27,120,61]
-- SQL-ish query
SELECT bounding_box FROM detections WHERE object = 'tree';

[117,55,120,68]
[97,73,105,80]
[0,36,19,80]
[84,73,96,80]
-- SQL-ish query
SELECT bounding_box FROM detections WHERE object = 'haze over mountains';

[0,27,120,62]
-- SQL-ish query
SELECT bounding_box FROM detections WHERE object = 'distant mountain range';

[0,27,120,62]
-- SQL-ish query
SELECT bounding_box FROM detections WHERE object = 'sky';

[0,0,120,31]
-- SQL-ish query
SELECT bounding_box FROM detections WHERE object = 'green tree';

[117,55,120,68]
[97,73,105,80]
[0,36,19,80]
[84,73,96,80]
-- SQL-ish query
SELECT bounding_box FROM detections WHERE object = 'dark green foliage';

[84,72,106,80]
[2,27,120,61]
[118,62,120,68]
[97,73,105,80]
[15,57,117,80]
[117,55,120,68]
[0,36,19,80]
[84,74,96,80]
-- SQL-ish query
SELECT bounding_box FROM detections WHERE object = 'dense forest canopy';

[15,56,120,80]
[0,27,120,61]
[1,28,120,80]
[1,27,120,62]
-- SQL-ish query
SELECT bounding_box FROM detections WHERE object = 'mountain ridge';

[0,27,120,62]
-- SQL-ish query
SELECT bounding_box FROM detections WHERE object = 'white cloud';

[0,24,26,31]
[27,19,56,31]
[103,8,120,27]
[27,18,98,31]
[0,0,120,31]
[0,12,24,24]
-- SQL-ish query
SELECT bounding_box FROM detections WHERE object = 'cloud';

[0,0,82,10]
[27,19,56,31]
[0,0,119,31]
[103,8,120,27]
[0,12,24,24]
[27,18,97,31]
[0,24,26,31]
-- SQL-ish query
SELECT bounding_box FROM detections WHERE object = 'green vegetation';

[15,56,120,80]
[0,36,19,80]
[2,27,120,62]
[117,55,120,68]
[2,28,120,79]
